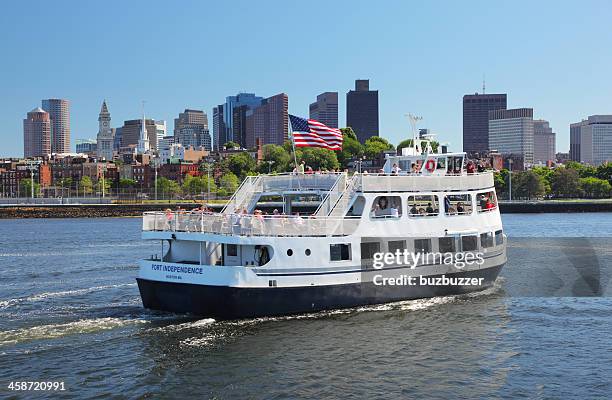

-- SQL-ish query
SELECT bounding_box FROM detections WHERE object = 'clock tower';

[96,100,114,160]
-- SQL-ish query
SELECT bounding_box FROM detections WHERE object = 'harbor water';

[1,213,611,399]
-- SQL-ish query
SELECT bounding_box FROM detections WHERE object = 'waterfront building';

[212,104,226,151]
[533,119,556,164]
[463,93,507,156]
[346,80,379,143]
[570,115,612,165]
[310,92,338,128]
[76,139,98,156]
[174,109,211,151]
[96,100,114,160]
[23,107,51,158]
[488,108,534,168]
[244,93,289,148]
[223,93,264,147]
[42,98,71,153]
[113,127,122,152]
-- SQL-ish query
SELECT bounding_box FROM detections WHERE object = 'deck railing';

[143,211,361,237]
[359,172,493,192]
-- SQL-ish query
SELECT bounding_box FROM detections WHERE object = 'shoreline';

[1,200,612,219]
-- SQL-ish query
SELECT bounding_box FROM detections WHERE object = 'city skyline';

[2,1,612,156]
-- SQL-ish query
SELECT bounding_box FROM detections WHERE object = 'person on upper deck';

[391,163,401,175]
[466,161,475,174]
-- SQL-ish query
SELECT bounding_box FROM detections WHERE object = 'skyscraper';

[570,115,612,165]
[23,107,51,157]
[310,92,338,128]
[224,93,264,147]
[96,100,114,160]
[346,80,378,143]
[42,98,70,153]
[121,119,157,150]
[462,93,507,155]
[245,93,288,148]
[174,109,211,151]
[212,105,226,150]
[488,108,534,167]
[533,119,556,164]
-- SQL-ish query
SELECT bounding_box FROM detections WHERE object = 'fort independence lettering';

[151,263,203,275]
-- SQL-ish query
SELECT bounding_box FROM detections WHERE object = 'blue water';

[0,213,611,399]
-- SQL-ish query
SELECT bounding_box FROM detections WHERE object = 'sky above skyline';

[1,0,611,157]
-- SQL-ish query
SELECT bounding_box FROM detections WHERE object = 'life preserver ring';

[425,159,436,172]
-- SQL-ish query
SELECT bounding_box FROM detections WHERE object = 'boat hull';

[137,263,504,320]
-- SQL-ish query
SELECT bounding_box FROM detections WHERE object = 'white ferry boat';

[137,140,506,319]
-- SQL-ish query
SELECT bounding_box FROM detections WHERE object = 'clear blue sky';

[1,0,611,157]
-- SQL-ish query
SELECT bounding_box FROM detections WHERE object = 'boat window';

[361,242,381,259]
[287,249,293,256]
[495,230,504,245]
[414,239,431,254]
[388,240,406,253]
[444,194,473,215]
[407,195,439,217]
[227,244,238,257]
[370,196,402,218]
[477,191,497,212]
[447,156,464,174]
[436,157,447,171]
[438,237,456,253]
[461,236,478,252]
[480,232,494,248]
[330,244,351,261]
[305,249,311,256]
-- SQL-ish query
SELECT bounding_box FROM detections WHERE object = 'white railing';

[360,172,493,192]
[222,175,262,214]
[313,173,347,216]
[328,174,362,217]
[143,211,361,237]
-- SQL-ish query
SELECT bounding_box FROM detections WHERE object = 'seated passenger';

[456,202,465,214]
[466,161,475,174]
[374,196,389,217]
[410,204,418,215]
[426,203,434,215]
[391,163,401,175]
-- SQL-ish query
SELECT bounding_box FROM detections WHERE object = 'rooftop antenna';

[482,73,486,94]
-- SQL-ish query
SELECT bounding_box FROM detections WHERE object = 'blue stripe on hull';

[137,265,504,320]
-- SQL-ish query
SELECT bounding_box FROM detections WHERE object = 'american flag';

[289,115,343,151]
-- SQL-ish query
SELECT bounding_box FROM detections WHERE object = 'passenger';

[466,161,475,174]
[298,161,305,174]
[410,204,418,215]
[477,162,485,173]
[294,212,304,225]
[411,163,417,174]
[376,196,389,217]
[391,163,401,175]
[426,202,434,215]
[457,202,465,214]
[164,208,173,231]
[485,197,495,210]
[479,194,488,210]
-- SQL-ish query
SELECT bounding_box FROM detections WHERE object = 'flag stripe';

[289,115,343,151]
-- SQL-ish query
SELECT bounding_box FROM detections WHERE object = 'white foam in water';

[0,283,137,309]
[0,317,148,346]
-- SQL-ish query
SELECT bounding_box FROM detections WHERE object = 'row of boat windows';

[330,230,504,262]
[362,190,497,218]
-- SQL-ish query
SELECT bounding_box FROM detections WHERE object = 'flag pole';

[288,116,301,190]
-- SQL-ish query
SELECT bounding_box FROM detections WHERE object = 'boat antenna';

[406,113,423,154]
[482,73,486,94]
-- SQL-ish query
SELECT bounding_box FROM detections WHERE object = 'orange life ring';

[425,159,436,172]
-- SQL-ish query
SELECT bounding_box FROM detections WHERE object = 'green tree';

[118,178,137,188]
[550,167,580,198]
[494,169,508,199]
[182,175,216,196]
[579,177,612,198]
[20,179,41,197]
[596,162,612,186]
[226,152,256,179]
[223,141,240,149]
[155,177,181,199]
[296,147,340,171]
[57,177,73,189]
[513,170,545,200]
[78,176,93,194]
[531,166,553,195]
[565,161,597,178]
[94,178,111,194]
[218,172,239,196]
[364,136,395,159]
[258,144,292,173]
[336,128,364,168]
